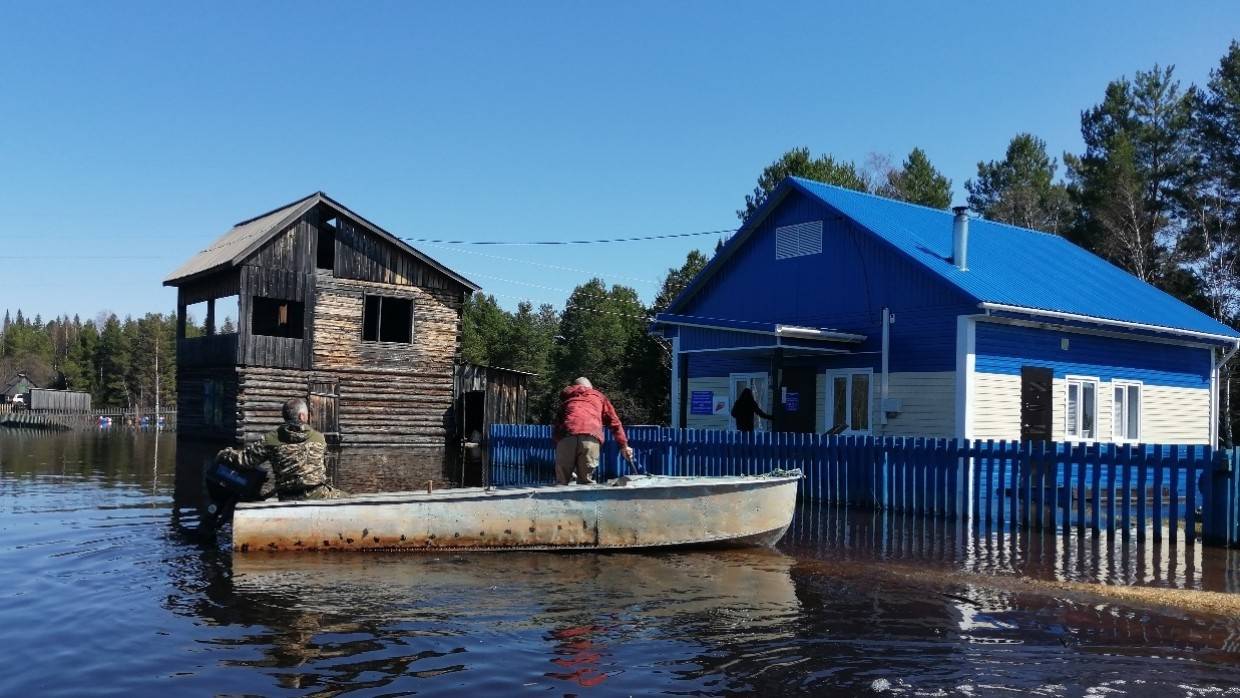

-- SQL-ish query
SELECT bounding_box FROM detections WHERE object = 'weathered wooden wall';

[176,366,239,441]
[238,266,314,369]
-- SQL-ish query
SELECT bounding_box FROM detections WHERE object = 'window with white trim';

[825,369,871,434]
[1112,380,1142,442]
[1065,376,1098,440]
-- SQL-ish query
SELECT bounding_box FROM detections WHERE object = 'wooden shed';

[164,192,479,481]
[452,363,534,486]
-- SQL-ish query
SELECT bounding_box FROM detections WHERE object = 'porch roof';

[654,313,866,344]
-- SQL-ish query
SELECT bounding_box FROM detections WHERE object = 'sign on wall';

[784,391,799,412]
[690,391,714,415]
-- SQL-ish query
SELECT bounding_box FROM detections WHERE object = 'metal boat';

[230,471,801,553]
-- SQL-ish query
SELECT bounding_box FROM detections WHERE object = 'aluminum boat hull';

[232,472,800,553]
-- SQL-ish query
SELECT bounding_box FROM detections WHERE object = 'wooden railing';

[488,425,1240,547]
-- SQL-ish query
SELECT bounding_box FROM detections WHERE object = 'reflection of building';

[164,193,479,481]
[652,177,1239,445]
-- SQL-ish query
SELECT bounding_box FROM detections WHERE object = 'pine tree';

[1066,65,1197,283]
[880,148,953,209]
[966,134,1073,233]
[740,147,869,221]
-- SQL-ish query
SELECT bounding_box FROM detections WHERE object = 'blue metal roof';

[667,177,1239,341]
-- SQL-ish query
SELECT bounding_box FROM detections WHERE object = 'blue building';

[652,177,1240,446]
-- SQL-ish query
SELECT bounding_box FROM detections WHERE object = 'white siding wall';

[685,376,731,430]
[970,372,1211,444]
[970,373,1022,441]
[880,372,956,438]
[815,371,954,438]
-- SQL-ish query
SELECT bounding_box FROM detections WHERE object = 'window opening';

[825,369,871,434]
[251,296,305,338]
[1112,381,1141,442]
[317,226,335,271]
[362,295,414,343]
[215,295,239,335]
[1065,377,1098,440]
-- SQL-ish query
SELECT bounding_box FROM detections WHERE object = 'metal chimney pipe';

[952,206,969,271]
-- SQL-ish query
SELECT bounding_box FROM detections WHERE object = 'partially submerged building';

[652,177,1240,445]
[1,373,36,404]
[164,192,481,477]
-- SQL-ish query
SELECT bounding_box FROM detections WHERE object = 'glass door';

[729,372,771,432]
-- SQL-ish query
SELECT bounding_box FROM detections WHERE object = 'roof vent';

[952,206,969,271]
[775,220,823,260]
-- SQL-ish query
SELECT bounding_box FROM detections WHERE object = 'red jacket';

[554,385,628,447]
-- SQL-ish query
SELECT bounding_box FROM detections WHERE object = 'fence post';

[1202,448,1233,547]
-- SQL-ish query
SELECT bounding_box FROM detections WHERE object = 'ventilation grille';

[775,220,823,260]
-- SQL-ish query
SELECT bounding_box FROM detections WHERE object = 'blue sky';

[2,1,1237,323]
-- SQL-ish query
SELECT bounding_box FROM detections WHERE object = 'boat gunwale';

[235,472,802,511]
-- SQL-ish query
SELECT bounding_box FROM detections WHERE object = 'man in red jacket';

[553,377,634,485]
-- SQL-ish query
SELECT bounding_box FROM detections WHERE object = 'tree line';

[0,309,183,410]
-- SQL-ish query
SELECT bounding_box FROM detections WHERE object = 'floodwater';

[2,432,1240,696]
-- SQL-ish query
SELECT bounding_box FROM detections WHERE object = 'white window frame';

[1111,379,1143,443]
[1064,375,1100,442]
[728,372,771,432]
[823,368,873,435]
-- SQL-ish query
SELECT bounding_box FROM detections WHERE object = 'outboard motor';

[202,458,268,530]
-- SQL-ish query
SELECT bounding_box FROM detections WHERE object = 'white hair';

[573,377,593,388]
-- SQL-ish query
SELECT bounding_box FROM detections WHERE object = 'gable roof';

[666,177,1239,342]
[1,373,35,397]
[163,192,479,291]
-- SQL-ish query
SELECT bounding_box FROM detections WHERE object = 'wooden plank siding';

[171,198,474,483]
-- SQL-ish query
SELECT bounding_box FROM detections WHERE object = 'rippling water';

[2,431,1239,696]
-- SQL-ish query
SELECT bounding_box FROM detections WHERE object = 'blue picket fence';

[487,424,1240,547]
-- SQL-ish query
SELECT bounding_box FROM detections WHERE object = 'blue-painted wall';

[974,322,1211,389]
[677,190,973,373]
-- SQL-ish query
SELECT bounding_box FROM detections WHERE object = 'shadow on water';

[2,431,1240,695]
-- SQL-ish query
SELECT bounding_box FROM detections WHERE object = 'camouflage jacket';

[222,424,341,500]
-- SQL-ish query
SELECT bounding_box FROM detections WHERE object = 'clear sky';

[2,1,1238,322]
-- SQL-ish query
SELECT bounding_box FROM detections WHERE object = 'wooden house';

[164,192,480,478]
[1,373,37,404]
[652,177,1240,445]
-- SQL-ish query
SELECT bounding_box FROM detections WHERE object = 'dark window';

[251,296,305,338]
[362,295,413,343]
[317,226,335,271]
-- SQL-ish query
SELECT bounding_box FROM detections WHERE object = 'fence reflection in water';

[786,502,1240,594]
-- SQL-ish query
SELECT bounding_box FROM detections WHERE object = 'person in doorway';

[217,397,346,501]
[553,377,633,485]
[730,387,772,432]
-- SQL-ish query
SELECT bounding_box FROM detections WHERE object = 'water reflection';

[787,502,1240,593]
[218,549,800,693]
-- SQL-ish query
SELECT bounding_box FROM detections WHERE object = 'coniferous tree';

[879,148,953,209]
[1066,65,1198,283]
[740,147,869,221]
[966,134,1073,233]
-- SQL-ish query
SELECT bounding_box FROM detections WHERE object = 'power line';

[404,228,735,246]
[419,242,661,285]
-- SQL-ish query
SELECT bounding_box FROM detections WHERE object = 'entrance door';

[779,367,817,433]
[729,372,771,432]
[308,379,340,444]
[1020,366,1053,443]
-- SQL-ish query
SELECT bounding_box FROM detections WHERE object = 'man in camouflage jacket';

[217,397,346,501]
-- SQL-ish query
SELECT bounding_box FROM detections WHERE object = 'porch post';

[678,352,689,429]
[771,347,785,431]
